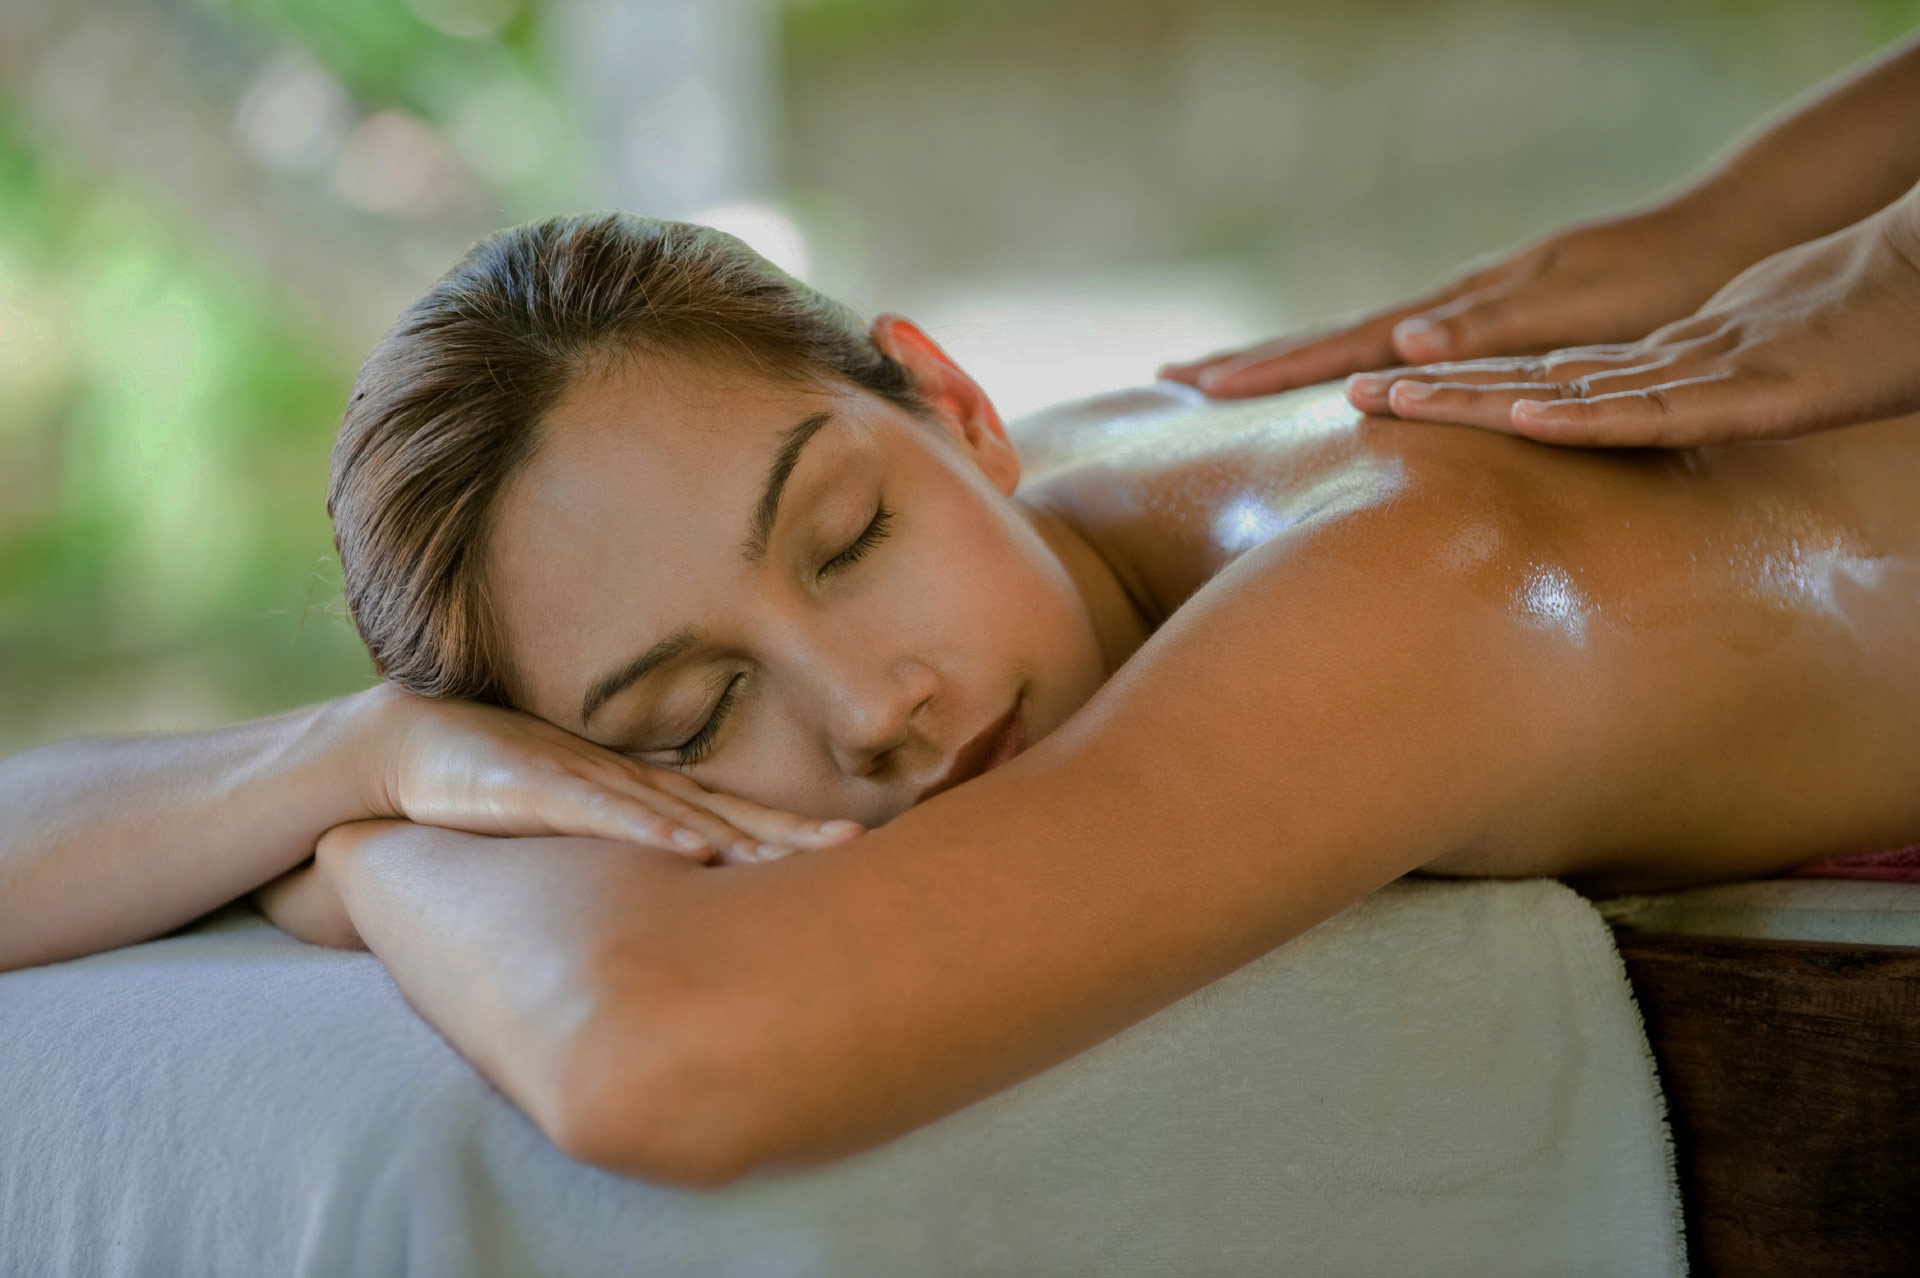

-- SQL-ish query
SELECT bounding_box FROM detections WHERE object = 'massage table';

[6,859,1915,1276]
[1592,867,1920,1277]
[2,878,1686,1276]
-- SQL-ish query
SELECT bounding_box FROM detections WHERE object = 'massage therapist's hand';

[1159,197,1761,399]
[354,683,861,865]
[1347,182,1920,445]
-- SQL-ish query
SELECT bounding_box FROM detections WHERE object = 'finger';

[1508,373,1764,447]
[1388,274,1632,364]
[1196,313,1426,399]
[1354,345,1648,394]
[1157,348,1244,386]
[1389,286,1529,363]
[1346,350,1648,419]
[605,785,770,861]
[1346,358,1546,413]
[687,786,866,849]
[621,764,865,850]
[1183,281,1495,401]
[1381,380,1558,432]
[1380,354,1692,431]
[567,755,773,858]
[527,778,726,861]
[713,839,809,868]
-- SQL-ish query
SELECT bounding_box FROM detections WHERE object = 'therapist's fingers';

[1361,357,1771,447]
[1168,275,1599,399]
[1345,348,1644,418]
[1379,362,1689,433]
[1156,348,1242,386]
[1388,283,1612,365]
[1159,310,1419,399]
[1506,375,1766,447]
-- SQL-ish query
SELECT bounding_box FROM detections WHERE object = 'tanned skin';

[286,323,1919,1186]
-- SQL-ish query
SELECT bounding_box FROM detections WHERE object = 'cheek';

[904,483,1106,693]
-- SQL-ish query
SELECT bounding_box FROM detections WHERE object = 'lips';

[916,694,1026,804]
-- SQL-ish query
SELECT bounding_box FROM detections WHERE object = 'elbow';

[549,1082,767,1190]
[543,977,783,1189]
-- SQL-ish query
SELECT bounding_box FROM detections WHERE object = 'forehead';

[529,351,837,506]
[484,355,864,717]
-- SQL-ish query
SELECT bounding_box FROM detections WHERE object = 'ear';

[869,313,1021,496]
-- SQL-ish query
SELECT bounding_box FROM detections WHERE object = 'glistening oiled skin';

[1017,381,1920,891]
[319,365,1920,1184]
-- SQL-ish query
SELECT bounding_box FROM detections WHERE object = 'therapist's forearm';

[1682,31,1920,259]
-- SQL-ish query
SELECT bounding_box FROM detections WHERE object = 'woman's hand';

[254,853,363,950]
[253,821,412,949]
[357,685,860,864]
[1159,196,1764,400]
[1344,183,1920,446]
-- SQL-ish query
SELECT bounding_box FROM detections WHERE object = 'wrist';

[1873,180,1920,306]
[1656,166,1796,275]
[316,684,412,823]
[1883,177,1920,243]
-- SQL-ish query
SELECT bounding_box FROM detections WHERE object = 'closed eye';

[669,673,744,766]
[818,505,893,581]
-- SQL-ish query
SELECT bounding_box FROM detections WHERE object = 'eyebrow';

[577,411,833,729]
[743,411,832,563]
[579,629,699,728]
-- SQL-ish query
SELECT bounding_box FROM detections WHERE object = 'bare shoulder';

[1018,386,1920,889]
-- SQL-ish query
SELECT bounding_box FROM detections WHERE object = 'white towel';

[0,877,1684,1277]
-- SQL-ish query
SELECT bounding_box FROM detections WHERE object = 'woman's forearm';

[325,822,696,1157]
[0,690,387,971]
[326,521,1549,1188]
[1682,31,1920,260]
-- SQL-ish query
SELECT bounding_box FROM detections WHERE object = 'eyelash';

[671,673,743,766]
[669,506,894,766]
[818,505,893,581]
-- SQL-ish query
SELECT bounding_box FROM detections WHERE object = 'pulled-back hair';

[329,212,920,705]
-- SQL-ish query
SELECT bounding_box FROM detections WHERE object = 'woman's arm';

[0,694,383,971]
[326,507,1604,1186]
[0,685,858,973]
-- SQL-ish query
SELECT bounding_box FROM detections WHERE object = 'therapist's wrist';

[1871,180,1920,309]
[1659,165,1804,279]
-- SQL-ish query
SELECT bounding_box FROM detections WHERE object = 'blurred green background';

[2,0,1916,752]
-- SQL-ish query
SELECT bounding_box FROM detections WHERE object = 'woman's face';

[484,320,1112,827]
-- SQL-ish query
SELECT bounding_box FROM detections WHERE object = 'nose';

[816,650,939,779]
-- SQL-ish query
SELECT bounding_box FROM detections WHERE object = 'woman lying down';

[4,214,1918,1187]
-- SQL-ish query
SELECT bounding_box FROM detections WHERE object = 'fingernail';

[1195,367,1228,392]
[1392,381,1433,404]
[814,819,864,841]
[1347,374,1388,397]
[671,828,711,852]
[757,842,794,861]
[1512,400,1546,423]
[1393,318,1446,359]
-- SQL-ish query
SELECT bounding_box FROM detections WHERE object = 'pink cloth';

[1786,844,1920,883]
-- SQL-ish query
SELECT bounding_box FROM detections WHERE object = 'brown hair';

[329,212,920,705]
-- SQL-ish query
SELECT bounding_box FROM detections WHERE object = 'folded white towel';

[1598,876,1920,946]
[0,877,1683,1277]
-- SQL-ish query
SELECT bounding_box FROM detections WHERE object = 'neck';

[1017,498,1153,678]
